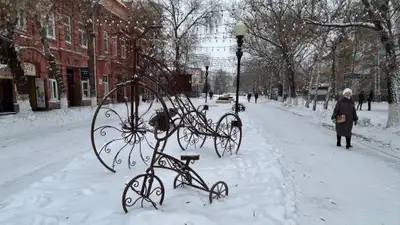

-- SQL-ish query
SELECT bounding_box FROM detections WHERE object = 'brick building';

[0,0,132,113]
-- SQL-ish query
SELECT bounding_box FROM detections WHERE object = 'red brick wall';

[12,0,132,108]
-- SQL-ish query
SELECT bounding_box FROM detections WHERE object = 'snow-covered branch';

[302,18,378,30]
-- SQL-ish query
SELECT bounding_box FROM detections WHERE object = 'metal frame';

[90,27,243,213]
[121,151,228,213]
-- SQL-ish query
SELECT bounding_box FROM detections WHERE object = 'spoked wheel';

[173,172,192,189]
[209,181,229,204]
[122,172,165,213]
[90,80,170,172]
[213,113,243,157]
[177,110,208,151]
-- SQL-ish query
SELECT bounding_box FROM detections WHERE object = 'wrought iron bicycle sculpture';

[90,33,243,212]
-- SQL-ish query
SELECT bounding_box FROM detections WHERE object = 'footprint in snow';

[29,194,52,208]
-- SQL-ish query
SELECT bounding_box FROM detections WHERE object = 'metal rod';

[235,36,244,114]
[205,66,209,103]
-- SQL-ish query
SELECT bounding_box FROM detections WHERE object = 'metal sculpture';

[232,103,246,112]
[121,153,228,213]
[90,26,242,212]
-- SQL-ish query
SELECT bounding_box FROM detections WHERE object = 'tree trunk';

[331,45,337,100]
[282,49,297,105]
[287,67,296,98]
[174,45,180,75]
[87,22,97,107]
[279,70,285,102]
[384,36,400,127]
[324,46,337,110]
[312,64,321,111]
[35,17,67,109]
[1,22,32,113]
[375,51,381,102]
[305,73,314,108]
[1,23,26,96]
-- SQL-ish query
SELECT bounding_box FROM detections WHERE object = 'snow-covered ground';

[275,99,400,158]
[246,99,400,225]
[0,98,296,225]
[1,97,399,225]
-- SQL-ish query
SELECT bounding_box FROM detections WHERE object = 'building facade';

[0,0,132,113]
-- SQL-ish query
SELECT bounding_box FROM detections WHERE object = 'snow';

[0,98,296,225]
[1,96,399,225]
[277,99,400,158]
[246,99,400,225]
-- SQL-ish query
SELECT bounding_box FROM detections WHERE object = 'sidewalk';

[269,99,400,157]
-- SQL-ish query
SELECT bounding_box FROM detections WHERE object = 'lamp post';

[203,57,210,103]
[234,22,247,114]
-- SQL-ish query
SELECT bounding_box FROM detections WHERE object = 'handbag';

[336,114,346,123]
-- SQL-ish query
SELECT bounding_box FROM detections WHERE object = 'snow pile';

[0,99,204,138]
[0,101,297,225]
[280,100,394,128]
[0,106,100,137]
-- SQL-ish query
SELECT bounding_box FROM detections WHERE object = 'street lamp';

[203,57,211,103]
[233,22,247,114]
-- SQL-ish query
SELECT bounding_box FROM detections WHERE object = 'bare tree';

[231,0,317,105]
[302,0,400,127]
[0,0,30,107]
[30,0,68,109]
[73,0,101,107]
[145,0,222,74]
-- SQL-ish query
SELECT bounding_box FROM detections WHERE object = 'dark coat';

[254,93,259,98]
[358,93,365,102]
[367,92,373,101]
[331,97,358,137]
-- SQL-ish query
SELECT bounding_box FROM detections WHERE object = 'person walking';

[356,91,365,110]
[331,88,358,149]
[254,92,259,103]
[367,90,373,111]
[247,93,252,102]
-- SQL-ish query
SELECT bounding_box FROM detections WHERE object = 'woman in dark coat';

[331,88,359,149]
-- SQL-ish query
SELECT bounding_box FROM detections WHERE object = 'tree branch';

[302,18,378,30]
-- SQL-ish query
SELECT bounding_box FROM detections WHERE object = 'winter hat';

[343,88,352,96]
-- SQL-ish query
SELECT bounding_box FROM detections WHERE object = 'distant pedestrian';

[331,88,358,149]
[356,91,365,110]
[367,91,373,111]
[247,93,252,102]
[209,91,213,100]
[254,92,259,103]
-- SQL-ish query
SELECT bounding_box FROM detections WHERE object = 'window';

[82,80,90,99]
[46,13,56,39]
[79,22,88,47]
[113,37,118,56]
[64,15,71,44]
[121,39,126,58]
[103,75,109,96]
[17,12,26,30]
[49,79,59,101]
[103,31,109,53]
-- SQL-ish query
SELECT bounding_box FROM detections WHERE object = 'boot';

[336,135,341,147]
[346,136,353,149]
